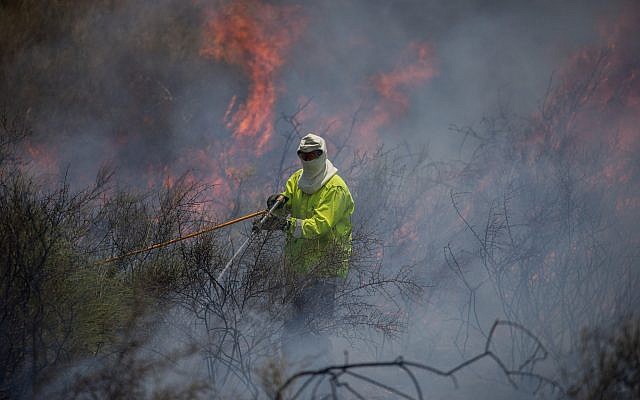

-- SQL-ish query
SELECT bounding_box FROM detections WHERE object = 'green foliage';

[0,140,216,396]
[0,171,135,395]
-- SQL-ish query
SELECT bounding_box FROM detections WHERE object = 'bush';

[568,317,640,400]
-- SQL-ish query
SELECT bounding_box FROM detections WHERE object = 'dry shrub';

[567,317,640,400]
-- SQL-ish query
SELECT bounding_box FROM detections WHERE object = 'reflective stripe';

[293,218,303,238]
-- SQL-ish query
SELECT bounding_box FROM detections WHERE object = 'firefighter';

[256,132,354,363]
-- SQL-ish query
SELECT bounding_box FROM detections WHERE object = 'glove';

[252,215,290,232]
[267,194,288,210]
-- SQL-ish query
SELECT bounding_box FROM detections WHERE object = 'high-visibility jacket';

[280,169,354,277]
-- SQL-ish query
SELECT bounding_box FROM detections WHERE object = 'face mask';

[296,134,338,194]
[301,155,326,177]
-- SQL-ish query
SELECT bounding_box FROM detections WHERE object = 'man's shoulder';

[286,169,350,193]
[287,169,304,182]
[324,174,354,210]
[325,173,349,190]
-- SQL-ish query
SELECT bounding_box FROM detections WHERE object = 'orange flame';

[512,4,640,219]
[357,43,438,146]
[200,0,305,154]
[373,43,438,111]
[25,142,59,174]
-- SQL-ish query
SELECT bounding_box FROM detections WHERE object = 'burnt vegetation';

[0,109,427,398]
[2,99,638,399]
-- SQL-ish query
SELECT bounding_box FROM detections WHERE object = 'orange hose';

[95,209,268,265]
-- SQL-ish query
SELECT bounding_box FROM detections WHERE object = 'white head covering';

[297,133,338,194]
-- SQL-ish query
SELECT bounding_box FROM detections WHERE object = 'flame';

[25,141,59,174]
[373,43,438,111]
[357,43,437,146]
[510,4,640,217]
[200,0,305,154]
[296,42,438,154]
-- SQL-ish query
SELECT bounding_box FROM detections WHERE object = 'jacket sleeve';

[280,172,302,214]
[289,186,350,239]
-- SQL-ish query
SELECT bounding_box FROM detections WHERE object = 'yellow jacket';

[280,169,354,277]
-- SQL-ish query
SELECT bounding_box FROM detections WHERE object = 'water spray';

[216,195,288,282]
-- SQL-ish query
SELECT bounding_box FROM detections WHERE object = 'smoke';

[2,0,639,398]
[3,0,622,183]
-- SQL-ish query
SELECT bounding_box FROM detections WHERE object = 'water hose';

[95,209,268,265]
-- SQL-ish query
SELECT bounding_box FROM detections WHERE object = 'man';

[256,132,354,363]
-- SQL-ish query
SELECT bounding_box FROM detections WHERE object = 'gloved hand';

[252,215,290,232]
[267,194,288,210]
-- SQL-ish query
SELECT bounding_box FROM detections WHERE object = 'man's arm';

[289,186,350,239]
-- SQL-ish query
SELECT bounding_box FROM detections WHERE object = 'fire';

[357,43,437,145]
[197,8,437,217]
[373,43,438,111]
[514,3,640,216]
[25,141,59,175]
[200,0,305,154]
[296,42,438,153]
